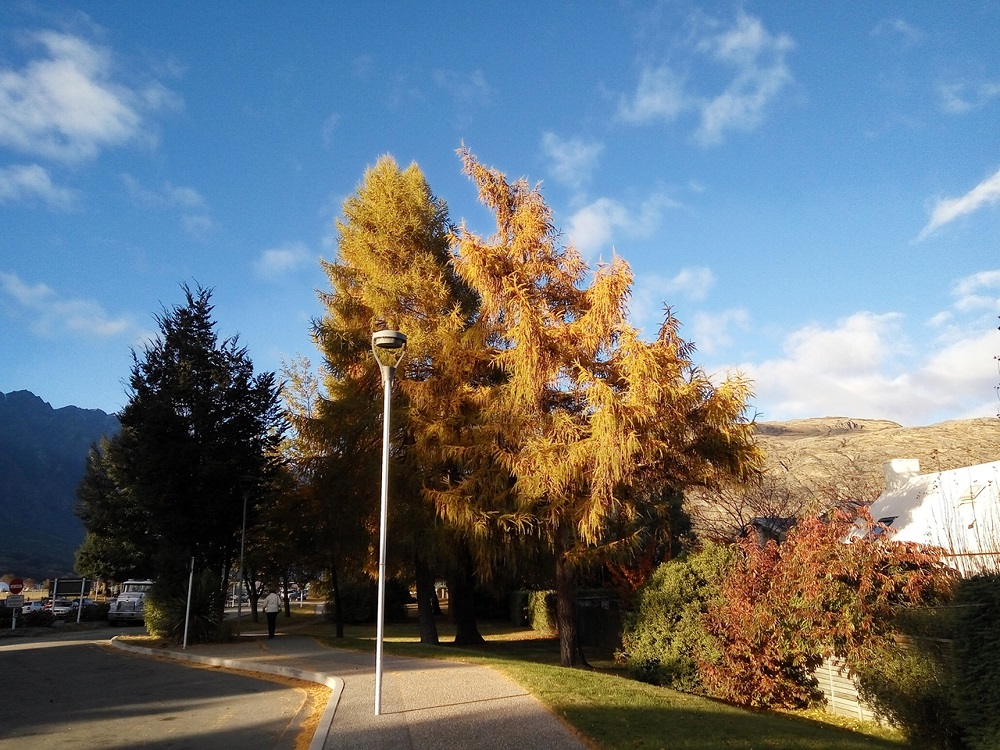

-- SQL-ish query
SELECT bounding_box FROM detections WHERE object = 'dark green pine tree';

[76,284,284,592]
[76,436,154,581]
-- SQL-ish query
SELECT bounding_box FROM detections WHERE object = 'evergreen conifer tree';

[76,284,283,594]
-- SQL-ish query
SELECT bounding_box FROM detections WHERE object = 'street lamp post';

[237,476,254,639]
[371,329,407,716]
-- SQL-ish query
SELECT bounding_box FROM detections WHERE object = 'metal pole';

[76,578,86,624]
[237,484,249,638]
[183,556,194,649]
[374,365,393,715]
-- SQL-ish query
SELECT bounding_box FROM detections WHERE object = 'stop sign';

[9,579,23,595]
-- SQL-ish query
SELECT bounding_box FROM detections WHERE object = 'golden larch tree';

[449,149,763,666]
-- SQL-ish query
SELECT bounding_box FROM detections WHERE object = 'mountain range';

[0,390,119,580]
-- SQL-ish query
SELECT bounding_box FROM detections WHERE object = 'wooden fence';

[815,656,880,723]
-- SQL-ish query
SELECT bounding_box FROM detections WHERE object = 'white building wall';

[868,459,1000,576]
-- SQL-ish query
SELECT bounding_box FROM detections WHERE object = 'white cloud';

[541,132,604,189]
[951,269,1000,313]
[741,312,914,421]
[122,174,205,209]
[618,11,794,145]
[737,305,997,426]
[164,183,207,209]
[694,12,795,145]
[122,175,215,239]
[871,18,926,45]
[918,166,1000,240]
[937,80,1000,114]
[433,69,492,107]
[0,271,134,338]
[691,308,750,354]
[567,193,680,258]
[181,213,217,240]
[0,30,176,162]
[321,113,340,147]
[629,267,717,332]
[0,163,75,208]
[255,242,313,279]
[618,65,690,123]
[669,267,716,300]
[567,198,627,255]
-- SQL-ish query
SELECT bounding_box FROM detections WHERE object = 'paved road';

[0,629,311,749]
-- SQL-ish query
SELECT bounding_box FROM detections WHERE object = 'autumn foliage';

[625,509,956,709]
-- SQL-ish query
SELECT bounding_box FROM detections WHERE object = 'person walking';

[262,588,281,639]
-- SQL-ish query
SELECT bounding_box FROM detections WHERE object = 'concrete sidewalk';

[112,632,590,750]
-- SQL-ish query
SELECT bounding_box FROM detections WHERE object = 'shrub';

[700,538,823,708]
[620,543,735,693]
[855,635,962,750]
[702,510,955,710]
[22,609,56,627]
[953,575,1000,750]
[77,602,109,622]
[509,590,529,626]
[145,571,224,644]
[526,590,556,632]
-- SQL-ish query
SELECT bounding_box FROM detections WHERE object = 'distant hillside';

[754,416,1000,491]
[0,390,119,580]
[687,416,1000,539]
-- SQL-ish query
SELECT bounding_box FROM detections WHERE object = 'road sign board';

[9,579,23,595]
[6,595,24,608]
[50,578,90,597]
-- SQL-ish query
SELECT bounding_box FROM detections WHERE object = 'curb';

[110,636,344,750]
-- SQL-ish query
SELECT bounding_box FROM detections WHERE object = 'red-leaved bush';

[698,509,956,708]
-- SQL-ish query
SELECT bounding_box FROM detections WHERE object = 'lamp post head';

[371,330,407,379]
[238,474,256,497]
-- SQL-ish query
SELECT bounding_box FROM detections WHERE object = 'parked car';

[71,597,96,608]
[47,598,73,618]
[22,601,45,615]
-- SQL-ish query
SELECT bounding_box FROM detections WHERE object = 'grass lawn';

[286,614,903,750]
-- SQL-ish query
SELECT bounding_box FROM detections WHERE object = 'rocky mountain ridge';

[754,416,1000,492]
[688,416,1000,541]
[0,390,119,579]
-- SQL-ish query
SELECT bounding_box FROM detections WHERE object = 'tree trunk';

[555,540,583,668]
[282,573,291,617]
[330,563,344,638]
[245,569,260,623]
[414,552,439,645]
[448,548,485,645]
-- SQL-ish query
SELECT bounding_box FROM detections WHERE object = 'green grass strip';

[293,617,902,750]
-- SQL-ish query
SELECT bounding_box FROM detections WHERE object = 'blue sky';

[1,1,998,426]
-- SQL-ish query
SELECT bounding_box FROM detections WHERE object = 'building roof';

[866,458,1000,575]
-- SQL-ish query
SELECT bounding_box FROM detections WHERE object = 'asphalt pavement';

[114,629,591,750]
[0,628,309,749]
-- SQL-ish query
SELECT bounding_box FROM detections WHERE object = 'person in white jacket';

[262,588,281,639]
